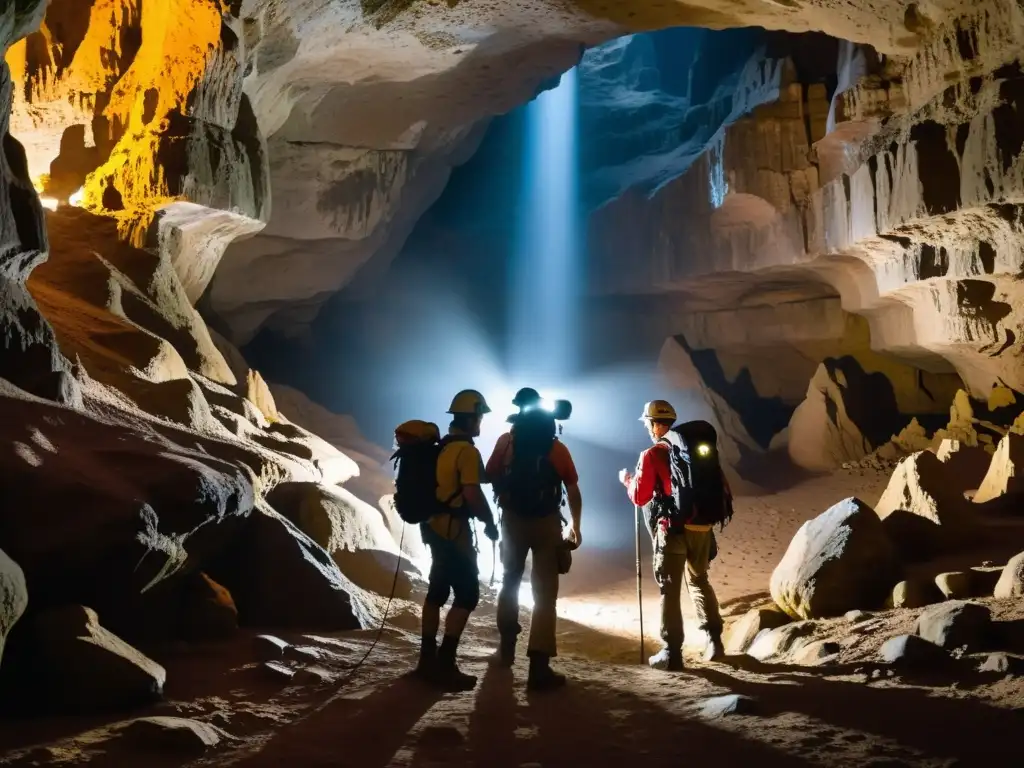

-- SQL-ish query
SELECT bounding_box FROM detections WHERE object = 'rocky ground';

[2,463,1024,768]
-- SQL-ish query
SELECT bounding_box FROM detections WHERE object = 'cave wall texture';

[1,0,1024,692]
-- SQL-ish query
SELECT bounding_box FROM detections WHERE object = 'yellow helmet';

[447,389,491,416]
[639,400,677,422]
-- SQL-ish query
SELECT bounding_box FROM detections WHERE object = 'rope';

[337,522,407,684]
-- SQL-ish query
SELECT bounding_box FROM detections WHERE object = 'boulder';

[935,572,973,600]
[266,482,409,598]
[874,450,969,526]
[770,497,901,619]
[994,551,1024,599]
[915,601,992,652]
[975,651,1024,675]
[0,549,27,665]
[208,508,372,631]
[724,605,791,654]
[747,621,817,661]
[699,694,758,718]
[880,509,942,562]
[879,634,951,669]
[974,433,1024,504]
[793,640,842,665]
[2,605,165,714]
[122,716,231,756]
[888,578,944,609]
[844,610,873,624]
[254,634,290,661]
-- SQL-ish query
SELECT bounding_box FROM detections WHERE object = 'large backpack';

[660,419,733,530]
[498,411,563,518]
[391,420,469,525]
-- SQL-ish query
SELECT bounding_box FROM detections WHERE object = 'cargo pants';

[654,526,723,651]
[496,511,562,657]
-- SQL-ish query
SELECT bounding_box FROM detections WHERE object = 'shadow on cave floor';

[736,448,821,494]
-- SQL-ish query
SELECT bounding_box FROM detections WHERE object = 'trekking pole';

[634,504,644,665]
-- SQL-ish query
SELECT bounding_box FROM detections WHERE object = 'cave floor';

[3,468,1024,767]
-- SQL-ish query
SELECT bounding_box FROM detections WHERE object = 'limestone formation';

[787,358,906,471]
[747,621,817,661]
[266,481,411,598]
[973,433,1024,504]
[879,634,952,669]
[770,497,901,620]
[208,507,373,631]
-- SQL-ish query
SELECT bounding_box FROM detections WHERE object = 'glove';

[484,522,499,542]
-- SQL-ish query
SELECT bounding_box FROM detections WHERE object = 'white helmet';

[638,400,677,422]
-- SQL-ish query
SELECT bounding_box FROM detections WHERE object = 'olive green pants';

[654,527,723,651]
[496,511,562,657]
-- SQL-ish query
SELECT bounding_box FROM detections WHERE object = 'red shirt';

[628,443,671,507]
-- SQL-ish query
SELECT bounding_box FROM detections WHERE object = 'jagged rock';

[0,549,27,664]
[123,716,230,755]
[699,694,758,718]
[208,508,371,631]
[747,621,817,660]
[724,605,792,654]
[267,482,410,598]
[787,359,904,472]
[935,439,991,492]
[974,433,1024,505]
[1,605,165,714]
[888,578,944,610]
[994,552,1024,599]
[874,450,970,527]
[879,634,951,669]
[915,601,992,653]
[770,497,901,619]
[794,640,842,665]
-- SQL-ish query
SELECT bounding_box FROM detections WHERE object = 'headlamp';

[696,443,712,458]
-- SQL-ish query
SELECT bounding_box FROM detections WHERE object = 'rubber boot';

[648,647,684,671]
[414,636,437,681]
[527,653,567,692]
[436,635,477,692]
[702,633,725,662]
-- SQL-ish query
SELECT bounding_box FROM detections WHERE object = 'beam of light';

[39,197,58,212]
[508,67,580,382]
[69,187,84,207]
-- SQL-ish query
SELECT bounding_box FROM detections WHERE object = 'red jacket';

[627,443,671,507]
[627,442,733,525]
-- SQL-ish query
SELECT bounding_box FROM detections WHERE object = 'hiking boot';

[527,653,567,692]
[648,647,684,671]
[702,634,726,662]
[437,636,477,692]
[413,637,438,682]
[494,634,517,668]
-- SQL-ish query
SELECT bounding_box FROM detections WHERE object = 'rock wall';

[589,0,1024,398]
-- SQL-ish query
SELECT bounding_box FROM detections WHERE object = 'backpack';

[499,411,563,518]
[390,420,469,525]
[659,419,733,530]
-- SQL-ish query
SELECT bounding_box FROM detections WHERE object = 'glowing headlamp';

[696,443,712,457]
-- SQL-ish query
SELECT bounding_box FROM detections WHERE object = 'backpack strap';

[438,434,473,510]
